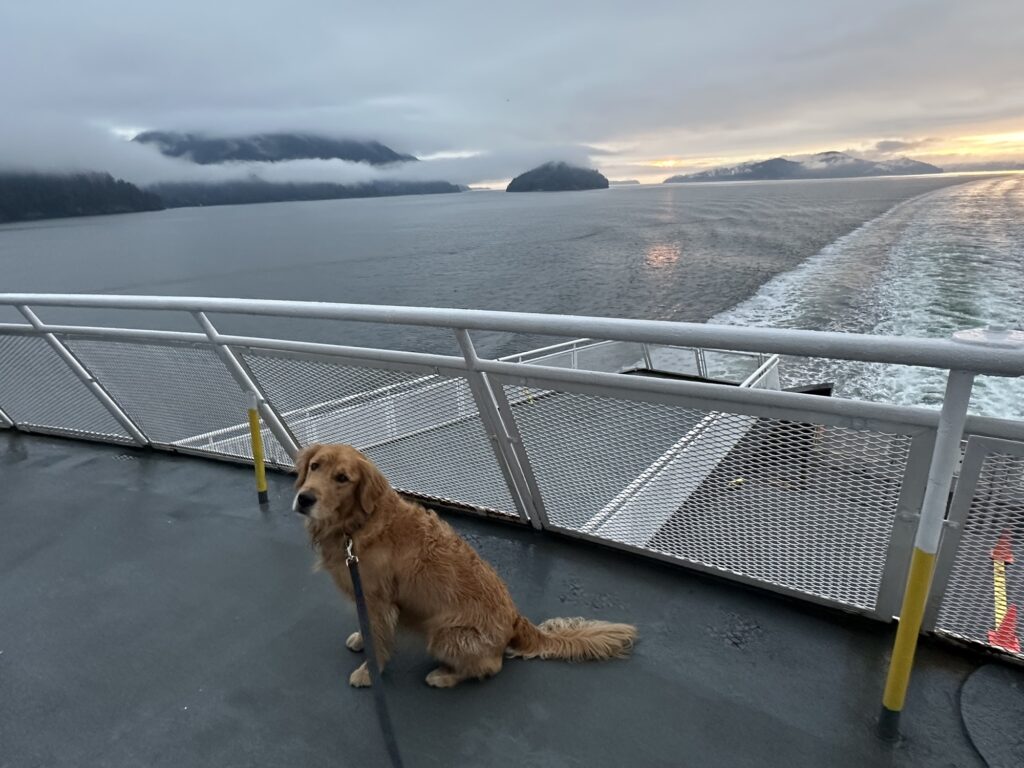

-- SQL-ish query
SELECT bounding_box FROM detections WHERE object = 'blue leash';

[346,538,406,768]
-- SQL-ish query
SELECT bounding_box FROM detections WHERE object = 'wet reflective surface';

[0,432,995,767]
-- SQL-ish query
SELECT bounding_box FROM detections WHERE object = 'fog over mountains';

[664,151,942,183]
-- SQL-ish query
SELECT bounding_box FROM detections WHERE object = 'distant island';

[150,179,461,208]
[610,179,640,185]
[133,131,417,165]
[664,151,942,183]
[0,172,163,223]
[507,162,609,192]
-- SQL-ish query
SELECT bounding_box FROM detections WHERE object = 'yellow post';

[880,548,937,733]
[247,394,269,505]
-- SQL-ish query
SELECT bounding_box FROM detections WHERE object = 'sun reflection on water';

[644,243,681,268]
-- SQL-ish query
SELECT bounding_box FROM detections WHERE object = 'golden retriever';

[293,443,637,688]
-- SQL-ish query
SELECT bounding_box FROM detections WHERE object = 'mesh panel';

[243,352,516,514]
[935,450,1024,658]
[65,340,269,460]
[173,418,292,466]
[508,383,912,610]
[0,334,129,440]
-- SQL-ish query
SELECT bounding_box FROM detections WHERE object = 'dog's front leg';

[349,600,399,688]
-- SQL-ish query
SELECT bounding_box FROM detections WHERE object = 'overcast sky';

[2,0,1022,185]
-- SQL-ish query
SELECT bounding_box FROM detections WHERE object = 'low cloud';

[873,138,939,154]
[0,115,604,188]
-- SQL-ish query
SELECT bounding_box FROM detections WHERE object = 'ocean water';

[1,173,1021,415]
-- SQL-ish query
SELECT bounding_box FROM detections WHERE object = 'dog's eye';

[335,473,349,483]
[310,462,319,471]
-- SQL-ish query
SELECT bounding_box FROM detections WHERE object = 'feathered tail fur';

[507,615,637,661]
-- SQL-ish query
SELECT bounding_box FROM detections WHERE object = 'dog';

[293,443,637,688]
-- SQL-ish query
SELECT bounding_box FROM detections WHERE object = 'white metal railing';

[4,293,1024,373]
[1,294,1023,691]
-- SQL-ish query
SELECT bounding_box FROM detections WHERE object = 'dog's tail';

[506,615,636,661]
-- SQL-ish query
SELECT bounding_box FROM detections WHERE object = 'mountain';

[506,162,609,192]
[0,172,164,223]
[666,157,802,182]
[664,151,942,183]
[133,131,417,165]
[610,179,640,185]
[149,179,461,208]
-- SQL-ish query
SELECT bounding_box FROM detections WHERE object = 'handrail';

[3,293,1024,376]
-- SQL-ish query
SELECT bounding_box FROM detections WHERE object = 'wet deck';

[0,431,1011,767]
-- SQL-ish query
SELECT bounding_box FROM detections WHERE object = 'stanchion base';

[877,706,901,741]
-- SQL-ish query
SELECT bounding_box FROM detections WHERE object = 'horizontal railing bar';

[498,337,592,362]
[963,413,1024,442]
[1,324,211,344]
[482,358,939,432]
[220,336,467,374]
[3,293,1024,376]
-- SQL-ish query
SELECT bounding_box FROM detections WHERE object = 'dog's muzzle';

[293,492,316,516]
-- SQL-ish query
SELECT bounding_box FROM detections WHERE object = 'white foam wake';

[711,176,1024,418]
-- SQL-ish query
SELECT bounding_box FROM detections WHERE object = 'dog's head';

[292,443,390,533]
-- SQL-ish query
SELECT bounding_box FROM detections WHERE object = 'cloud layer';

[2,1,1022,184]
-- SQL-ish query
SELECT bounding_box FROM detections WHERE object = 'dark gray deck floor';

[0,431,1007,767]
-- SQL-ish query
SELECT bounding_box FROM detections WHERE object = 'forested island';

[507,162,609,192]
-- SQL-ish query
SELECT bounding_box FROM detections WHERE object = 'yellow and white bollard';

[247,393,269,505]
[879,369,974,739]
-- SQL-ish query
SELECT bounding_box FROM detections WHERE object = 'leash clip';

[346,537,358,565]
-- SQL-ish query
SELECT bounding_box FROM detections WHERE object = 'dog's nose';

[296,492,316,514]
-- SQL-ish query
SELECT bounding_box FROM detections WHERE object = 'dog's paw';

[425,667,460,688]
[349,663,372,688]
[346,631,364,652]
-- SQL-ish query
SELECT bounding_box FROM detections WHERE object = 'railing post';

[878,368,974,739]
[489,382,550,529]
[454,329,542,528]
[16,305,149,446]
[192,312,301,460]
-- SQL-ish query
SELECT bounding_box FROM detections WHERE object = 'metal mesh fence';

[508,382,913,610]
[934,449,1024,658]
[65,340,272,461]
[243,351,516,514]
[0,334,130,441]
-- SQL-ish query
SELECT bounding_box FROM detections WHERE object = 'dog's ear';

[294,444,321,487]
[358,457,390,516]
